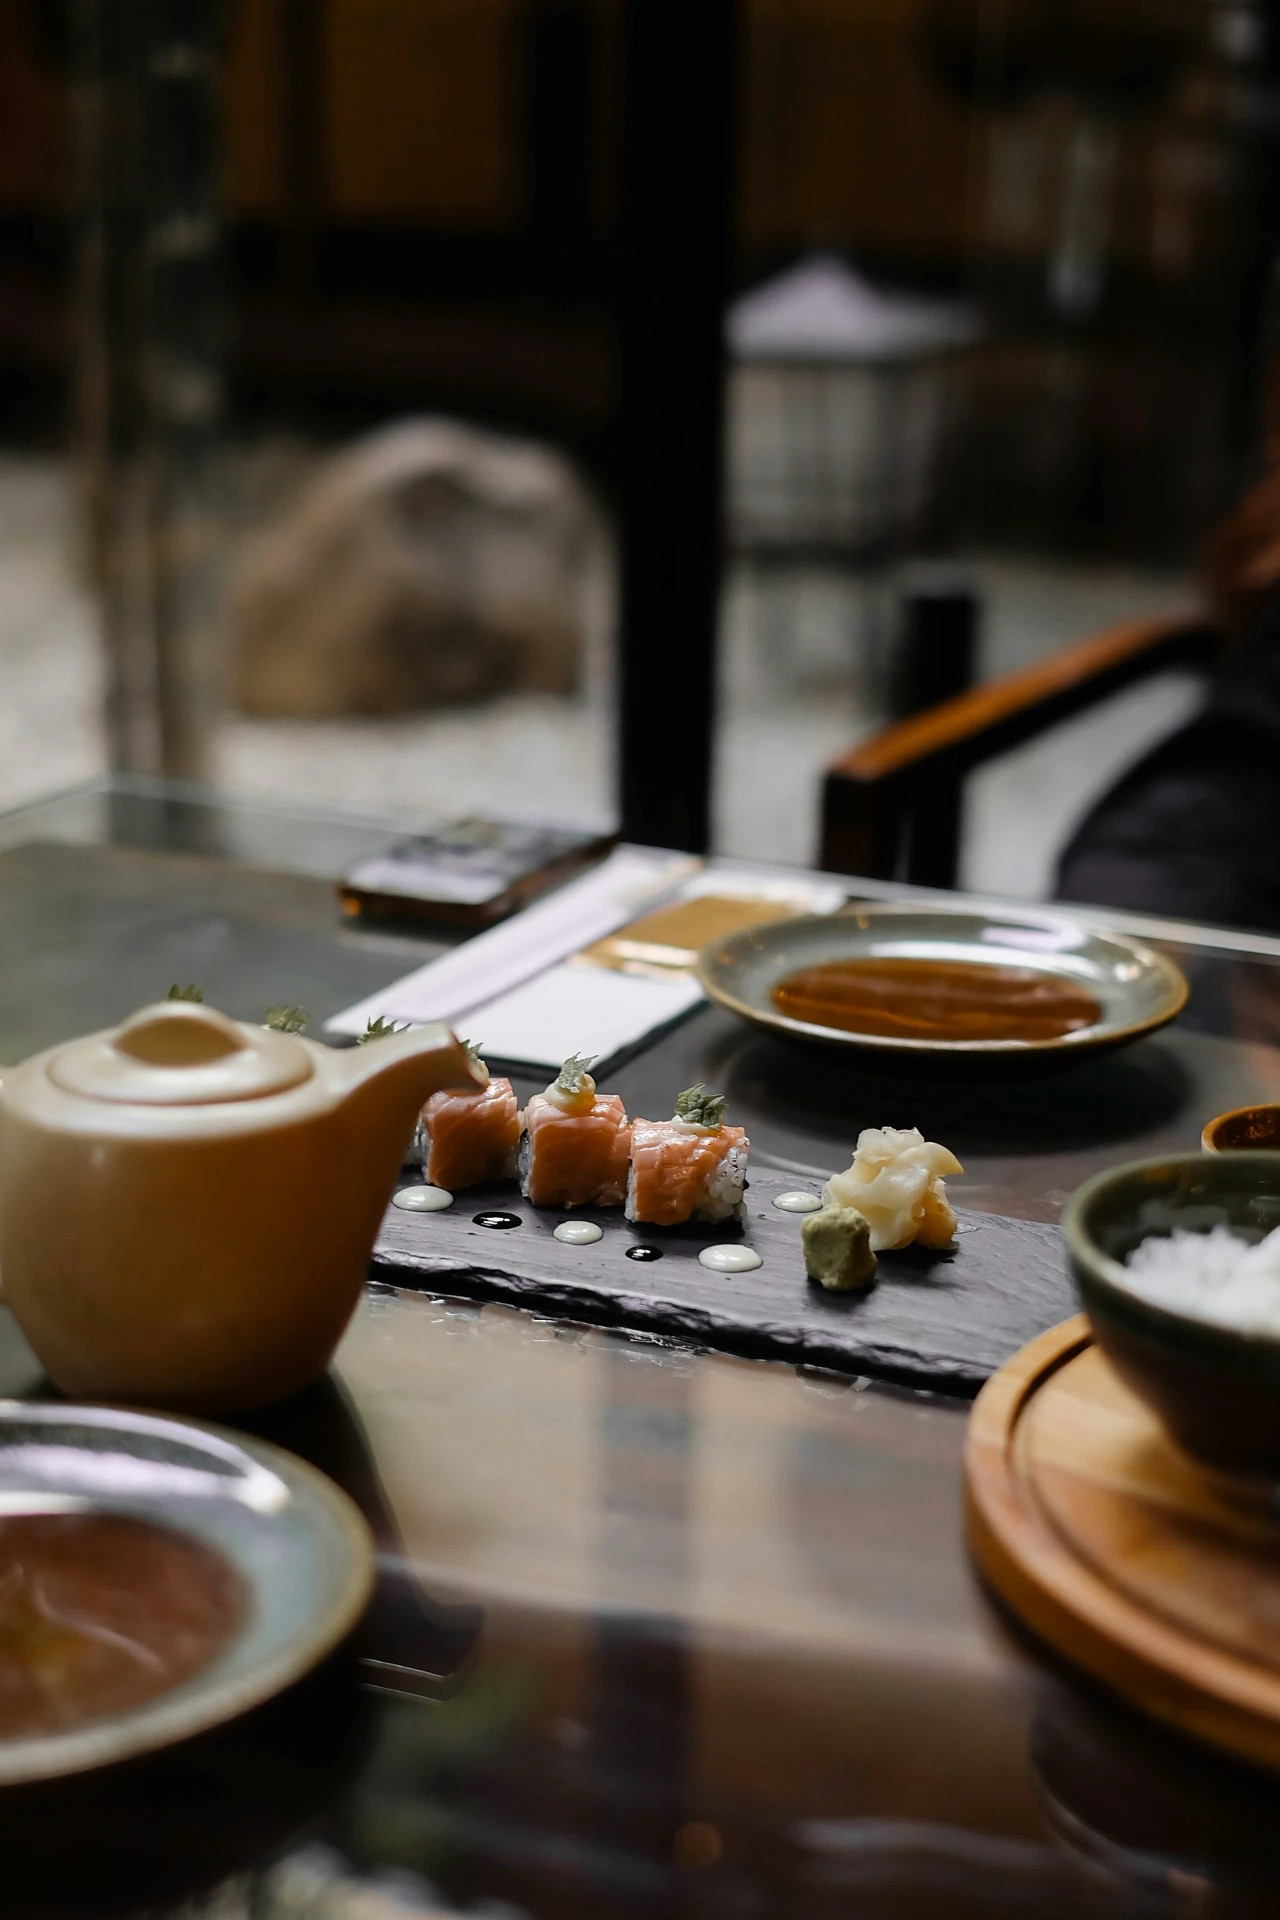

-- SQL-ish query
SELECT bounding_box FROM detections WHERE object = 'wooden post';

[71,0,227,781]
[890,569,980,889]
[614,0,738,853]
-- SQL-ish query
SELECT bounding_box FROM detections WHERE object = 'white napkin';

[326,846,696,1036]
[463,963,704,1076]
[327,845,849,1070]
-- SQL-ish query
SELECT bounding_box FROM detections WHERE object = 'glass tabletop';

[2,771,1278,1220]
[3,775,1279,1917]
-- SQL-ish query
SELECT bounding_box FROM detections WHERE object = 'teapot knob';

[114,1003,250,1067]
[48,1000,312,1106]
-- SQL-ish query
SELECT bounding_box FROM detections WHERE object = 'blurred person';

[1055,463,1280,934]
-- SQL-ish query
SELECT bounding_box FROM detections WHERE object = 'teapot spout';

[335,1023,481,1166]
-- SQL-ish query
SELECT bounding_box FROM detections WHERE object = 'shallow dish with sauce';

[696,905,1187,1072]
[0,1401,373,1785]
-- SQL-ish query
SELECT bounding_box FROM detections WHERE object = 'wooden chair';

[819,613,1223,888]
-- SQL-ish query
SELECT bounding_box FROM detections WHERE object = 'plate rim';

[695,902,1190,1056]
[0,1400,375,1786]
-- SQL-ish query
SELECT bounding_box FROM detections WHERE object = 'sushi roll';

[626,1085,749,1227]
[520,1055,631,1210]
[419,1041,521,1191]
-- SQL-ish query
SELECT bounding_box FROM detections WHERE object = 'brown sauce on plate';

[0,1512,243,1741]
[771,957,1102,1044]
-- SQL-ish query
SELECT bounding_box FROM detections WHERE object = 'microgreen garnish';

[264,1005,309,1034]
[674,1083,725,1129]
[554,1053,596,1095]
[167,983,204,1002]
[359,1014,408,1044]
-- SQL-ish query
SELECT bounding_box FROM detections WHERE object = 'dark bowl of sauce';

[0,1512,243,1743]
[1202,1103,1280,1154]
[0,1401,375,1787]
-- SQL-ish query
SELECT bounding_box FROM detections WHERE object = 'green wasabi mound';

[802,1204,877,1292]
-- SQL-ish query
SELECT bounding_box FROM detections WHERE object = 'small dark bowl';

[1062,1152,1280,1477]
[1202,1102,1280,1153]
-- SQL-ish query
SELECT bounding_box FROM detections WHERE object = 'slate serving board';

[372,1163,1076,1396]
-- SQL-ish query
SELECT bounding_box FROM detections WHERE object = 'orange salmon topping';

[422,1077,521,1191]
[628,1120,747,1226]
[523,1091,631,1209]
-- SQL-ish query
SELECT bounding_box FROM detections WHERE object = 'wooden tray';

[966,1316,1280,1772]
[372,1163,1073,1395]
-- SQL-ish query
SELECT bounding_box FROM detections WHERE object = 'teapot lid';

[48,1002,314,1106]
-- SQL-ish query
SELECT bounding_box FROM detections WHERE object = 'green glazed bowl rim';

[1061,1149,1280,1361]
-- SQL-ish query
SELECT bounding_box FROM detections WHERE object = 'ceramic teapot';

[0,1000,479,1412]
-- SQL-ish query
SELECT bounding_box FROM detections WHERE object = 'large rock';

[232,420,609,717]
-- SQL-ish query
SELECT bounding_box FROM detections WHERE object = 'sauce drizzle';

[698,1245,763,1273]
[772,1190,823,1214]
[553,1220,603,1246]
[392,1185,453,1213]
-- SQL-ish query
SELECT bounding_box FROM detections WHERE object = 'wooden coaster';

[966,1316,1280,1771]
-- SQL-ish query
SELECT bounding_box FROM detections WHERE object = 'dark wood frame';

[819,613,1222,887]
[614,0,737,854]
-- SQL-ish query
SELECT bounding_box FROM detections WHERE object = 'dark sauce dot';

[474,1211,522,1230]
[625,1245,664,1263]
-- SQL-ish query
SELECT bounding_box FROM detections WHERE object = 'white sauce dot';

[554,1219,604,1245]
[772,1190,822,1214]
[698,1244,763,1273]
[392,1185,454,1213]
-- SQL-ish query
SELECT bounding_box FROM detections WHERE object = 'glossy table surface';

[5,776,1280,1920]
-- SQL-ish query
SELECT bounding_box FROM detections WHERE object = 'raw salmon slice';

[421,1077,521,1191]
[626,1120,749,1226]
[521,1092,631,1209]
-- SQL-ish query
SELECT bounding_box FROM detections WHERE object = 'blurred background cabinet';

[0,0,1269,565]
[0,0,1274,883]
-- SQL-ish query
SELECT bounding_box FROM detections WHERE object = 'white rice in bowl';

[1123,1223,1280,1335]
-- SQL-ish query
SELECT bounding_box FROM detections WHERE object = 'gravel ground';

[0,454,1197,897]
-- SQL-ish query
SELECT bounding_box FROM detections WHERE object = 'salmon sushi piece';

[520,1055,631,1209]
[419,1045,521,1191]
[625,1084,749,1226]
